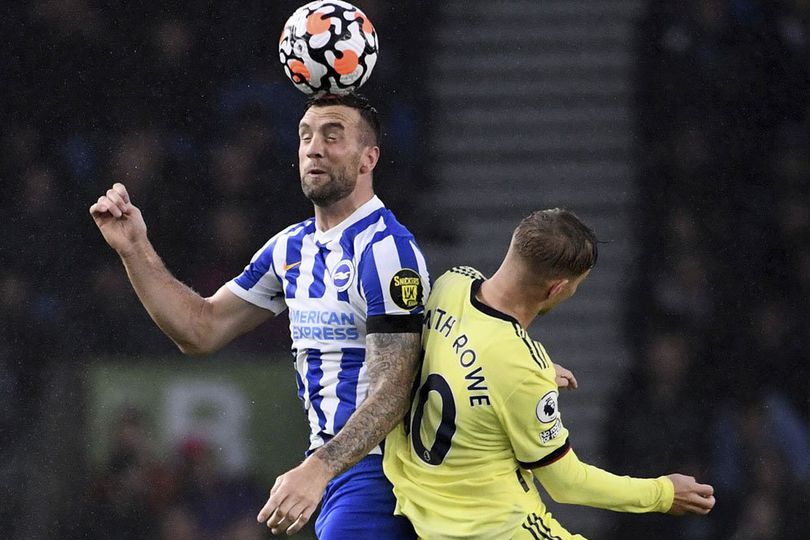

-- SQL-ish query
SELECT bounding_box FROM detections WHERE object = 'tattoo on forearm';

[314,332,420,475]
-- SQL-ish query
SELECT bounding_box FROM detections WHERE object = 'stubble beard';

[301,160,359,207]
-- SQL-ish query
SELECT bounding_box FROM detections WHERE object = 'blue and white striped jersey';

[226,196,430,454]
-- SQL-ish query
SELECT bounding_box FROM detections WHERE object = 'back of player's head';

[305,92,381,146]
[511,208,598,279]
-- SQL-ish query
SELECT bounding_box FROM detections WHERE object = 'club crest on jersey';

[389,269,423,310]
[536,390,559,423]
[332,259,355,292]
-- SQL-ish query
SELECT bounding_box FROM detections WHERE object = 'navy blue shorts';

[315,454,416,540]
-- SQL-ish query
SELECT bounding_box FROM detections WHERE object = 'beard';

[300,159,359,207]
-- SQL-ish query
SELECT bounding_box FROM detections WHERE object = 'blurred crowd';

[1,1,433,537]
[608,1,810,539]
[60,406,265,540]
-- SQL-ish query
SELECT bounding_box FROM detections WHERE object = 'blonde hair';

[511,208,598,279]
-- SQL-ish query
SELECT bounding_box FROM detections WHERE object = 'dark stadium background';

[2,1,808,539]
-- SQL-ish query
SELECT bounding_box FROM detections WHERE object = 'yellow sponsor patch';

[389,269,423,310]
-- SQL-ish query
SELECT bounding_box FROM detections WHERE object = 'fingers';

[268,501,310,536]
[285,504,316,535]
[112,182,130,204]
[556,372,577,390]
[668,474,716,516]
[89,184,131,219]
[92,195,122,218]
[261,496,315,536]
[105,187,130,214]
[566,372,578,390]
[682,493,715,515]
[694,481,714,497]
[257,494,280,524]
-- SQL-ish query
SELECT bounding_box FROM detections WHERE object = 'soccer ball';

[279,1,379,95]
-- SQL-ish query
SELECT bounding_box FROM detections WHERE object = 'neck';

[314,183,374,232]
[478,267,547,329]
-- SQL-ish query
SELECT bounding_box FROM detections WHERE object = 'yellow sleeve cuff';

[655,476,675,513]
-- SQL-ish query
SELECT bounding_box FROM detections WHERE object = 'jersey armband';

[366,314,423,334]
[518,438,571,469]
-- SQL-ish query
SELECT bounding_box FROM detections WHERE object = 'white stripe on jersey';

[293,231,319,299]
[371,235,403,313]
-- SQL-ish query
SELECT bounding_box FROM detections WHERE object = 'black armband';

[518,438,571,469]
[366,313,423,334]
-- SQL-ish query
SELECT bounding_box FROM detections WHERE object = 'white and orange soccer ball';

[279,1,379,95]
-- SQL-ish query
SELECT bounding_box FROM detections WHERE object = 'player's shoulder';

[247,218,314,262]
[268,217,316,244]
[488,325,557,386]
[346,205,419,255]
[433,266,485,289]
[283,217,316,237]
[448,266,486,281]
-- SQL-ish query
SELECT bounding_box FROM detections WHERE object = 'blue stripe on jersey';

[295,367,306,403]
[358,241,385,315]
[393,235,418,272]
[308,246,328,298]
[234,238,279,290]
[333,347,364,433]
[285,222,315,298]
[305,348,328,436]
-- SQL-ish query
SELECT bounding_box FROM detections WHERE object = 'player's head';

[508,208,598,313]
[298,93,381,207]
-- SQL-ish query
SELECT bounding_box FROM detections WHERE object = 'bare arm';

[313,332,421,472]
[90,183,273,354]
[257,331,421,535]
[121,247,271,355]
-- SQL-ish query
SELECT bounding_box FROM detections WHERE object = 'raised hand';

[667,474,715,516]
[88,183,147,255]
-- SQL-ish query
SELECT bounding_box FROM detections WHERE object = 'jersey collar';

[469,279,520,325]
[313,195,385,246]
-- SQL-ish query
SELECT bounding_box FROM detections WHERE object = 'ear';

[546,279,569,300]
[359,145,380,175]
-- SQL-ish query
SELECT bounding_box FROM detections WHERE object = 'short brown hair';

[512,209,598,278]
[305,92,381,146]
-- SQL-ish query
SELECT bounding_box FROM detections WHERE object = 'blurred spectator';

[605,331,711,539]
[65,407,168,540]
[172,436,262,537]
[711,392,810,538]
[625,1,810,537]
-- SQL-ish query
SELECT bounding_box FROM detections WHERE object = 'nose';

[305,134,325,158]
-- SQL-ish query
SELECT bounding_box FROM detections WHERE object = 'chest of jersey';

[282,243,367,348]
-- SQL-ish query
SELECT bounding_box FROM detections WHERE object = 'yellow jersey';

[384,267,673,540]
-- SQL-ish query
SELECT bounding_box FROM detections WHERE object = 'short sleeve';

[496,360,570,468]
[358,233,431,317]
[226,235,287,314]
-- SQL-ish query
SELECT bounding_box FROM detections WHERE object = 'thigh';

[511,510,587,540]
[315,456,416,540]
